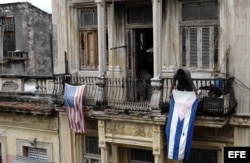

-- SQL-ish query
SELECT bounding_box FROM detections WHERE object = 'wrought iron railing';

[52,75,237,117]
[162,77,237,116]
[53,75,152,112]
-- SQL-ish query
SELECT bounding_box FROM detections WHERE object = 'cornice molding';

[229,114,250,127]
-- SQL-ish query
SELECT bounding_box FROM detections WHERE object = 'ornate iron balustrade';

[53,75,237,117]
[53,75,152,112]
[162,77,237,117]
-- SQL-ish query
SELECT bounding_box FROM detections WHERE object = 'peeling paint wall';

[0,2,52,76]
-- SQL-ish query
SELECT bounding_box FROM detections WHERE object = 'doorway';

[126,28,153,101]
[127,28,153,79]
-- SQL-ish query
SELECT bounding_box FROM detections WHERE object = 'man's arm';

[169,81,176,97]
[192,83,199,98]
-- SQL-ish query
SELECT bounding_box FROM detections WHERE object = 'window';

[23,147,48,162]
[16,139,52,163]
[79,8,99,70]
[183,148,217,163]
[0,16,16,57]
[129,148,154,163]
[180,0,219,70]
[127,6,152,25]
[84,136,101,163]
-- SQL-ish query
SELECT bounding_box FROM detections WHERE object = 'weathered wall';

[0,2,52,76]
[226,0,250,114]
[0,112,59,163]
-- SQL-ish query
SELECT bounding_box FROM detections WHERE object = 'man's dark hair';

[176,69,185,80]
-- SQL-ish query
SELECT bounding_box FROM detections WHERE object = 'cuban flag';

[166,90,199,160]
[63,83,87,133]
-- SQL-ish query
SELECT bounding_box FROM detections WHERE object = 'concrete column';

[59,112,74,163]
[52,0,67,74]
[96,0,107,76]
[98,120,109,163]
[150,0,163,111]
[111,144,119,163]
[152,0,162,78]
[153,126,164,163]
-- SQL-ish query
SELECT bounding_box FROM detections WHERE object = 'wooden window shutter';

[83,31,98,69]
[202,27,210,68]
[28,148,48,161]
[189,28,198,67]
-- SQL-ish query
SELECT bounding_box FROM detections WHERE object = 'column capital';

[95,0,105,4]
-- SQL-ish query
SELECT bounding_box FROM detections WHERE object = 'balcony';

[0,74,237,126]
[0,74,55,116]
[53,75,237,122]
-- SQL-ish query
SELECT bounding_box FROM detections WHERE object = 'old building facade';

[51,0,250,163]
[0,2,58,163]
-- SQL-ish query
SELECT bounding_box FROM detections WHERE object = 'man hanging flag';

[63,83,87,133]
[166,90,199,160]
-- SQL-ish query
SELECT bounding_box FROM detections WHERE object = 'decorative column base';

[95,76,107,106]
[150,78,163,115]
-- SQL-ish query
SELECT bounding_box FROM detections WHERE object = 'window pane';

[85,136,100,155]
[183,149,217,163]
[80,8,97,26]
[127,7,152,24]
[200,2,218,20]
[182,1,218,21]
[182,3,200,21]
[143,8,153,24]
[130,148,154,162]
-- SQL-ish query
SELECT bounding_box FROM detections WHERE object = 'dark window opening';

[136,28,153,78]
[127,7,152,25]
[183,148,217,163]
[0,16,15,57]
[129,148,154,163]
[182,0,218,21]
[85,136,101,155]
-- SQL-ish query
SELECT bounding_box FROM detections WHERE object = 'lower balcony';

[53,75,237,126]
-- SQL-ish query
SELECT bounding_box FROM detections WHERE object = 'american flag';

[63,83,87,133]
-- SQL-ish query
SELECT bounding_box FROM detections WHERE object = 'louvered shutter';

[190,28,198,67]
[202,27,210,68]
[28,148,48,162]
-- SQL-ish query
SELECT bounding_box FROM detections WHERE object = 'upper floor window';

[180,0,219,70]
[79,8,98,70]
[0,16,16,57]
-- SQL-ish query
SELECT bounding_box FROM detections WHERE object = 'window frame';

[182,141,225,163]
[16,139,52,162]
[179,0,219,71]
[78,7,99,71]
[128,148,154,163]
[83,135,101,163]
